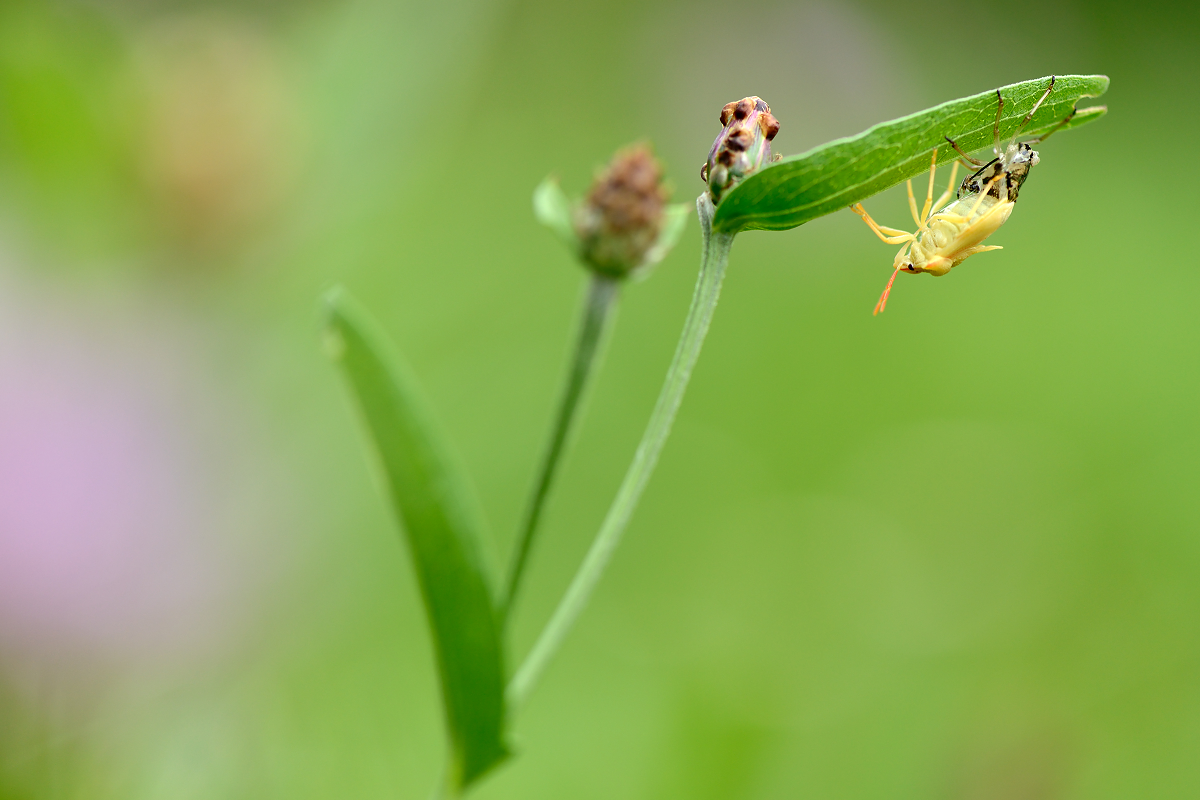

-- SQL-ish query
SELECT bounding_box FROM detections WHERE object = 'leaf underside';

[713,74,1109,233]
[324,288,509,789]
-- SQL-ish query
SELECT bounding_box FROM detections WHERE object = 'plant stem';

[502,273,620,622]
[508,195,733,708]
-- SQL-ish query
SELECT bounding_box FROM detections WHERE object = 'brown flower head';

[573,145,671,278]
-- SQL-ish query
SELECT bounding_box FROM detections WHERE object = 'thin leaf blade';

[713,74,1109,233]
[324,287,509,789]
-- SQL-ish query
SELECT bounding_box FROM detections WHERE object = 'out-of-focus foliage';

[1,0,1199,798]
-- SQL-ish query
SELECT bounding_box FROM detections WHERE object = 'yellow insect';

[851,77,1075,314]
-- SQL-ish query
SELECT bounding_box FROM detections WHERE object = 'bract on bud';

[572,145,670,278]
[701,96,780,205]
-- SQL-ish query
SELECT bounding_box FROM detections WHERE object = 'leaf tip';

[322,283,346,305]
[532,175,568,224]
[320,285,350,361]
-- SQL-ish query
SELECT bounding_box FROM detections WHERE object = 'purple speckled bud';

[701,96,780,205]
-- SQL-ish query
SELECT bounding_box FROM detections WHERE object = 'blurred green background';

[0,0,1197,797]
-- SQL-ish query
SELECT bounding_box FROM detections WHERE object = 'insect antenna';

[873,267,901,315]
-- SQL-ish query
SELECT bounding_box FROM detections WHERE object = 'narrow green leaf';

[323,287,509,789]
[714,74,1109,233]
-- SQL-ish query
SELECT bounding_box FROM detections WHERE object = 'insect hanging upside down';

[851,76,1077,314]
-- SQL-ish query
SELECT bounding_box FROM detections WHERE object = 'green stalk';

[502,273,620,620]
[508,195,733,708]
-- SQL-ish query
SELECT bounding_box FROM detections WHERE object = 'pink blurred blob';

[0,271,272,677]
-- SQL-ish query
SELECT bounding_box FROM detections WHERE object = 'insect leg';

[966,174,1004,218]
[944,135,985,167]
[851,204,914,245]
[961,245,1003,256]
[928,160,960,217]
[906,179,922,228]
[1029,105,1077,145]
[919,148,939,224]
[936,187,996,227]
[1011,76,1056,144]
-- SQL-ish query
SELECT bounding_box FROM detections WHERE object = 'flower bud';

[701,96,780,204]
[572,145,671,278]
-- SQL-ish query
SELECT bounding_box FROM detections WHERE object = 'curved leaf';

[323,287,509,789]
[713,74,1109,233]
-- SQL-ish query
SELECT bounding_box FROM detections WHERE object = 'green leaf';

[323,287,509,790]
[713,74,1109,233]
[637,202,690,278]
[533,176,579,252]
